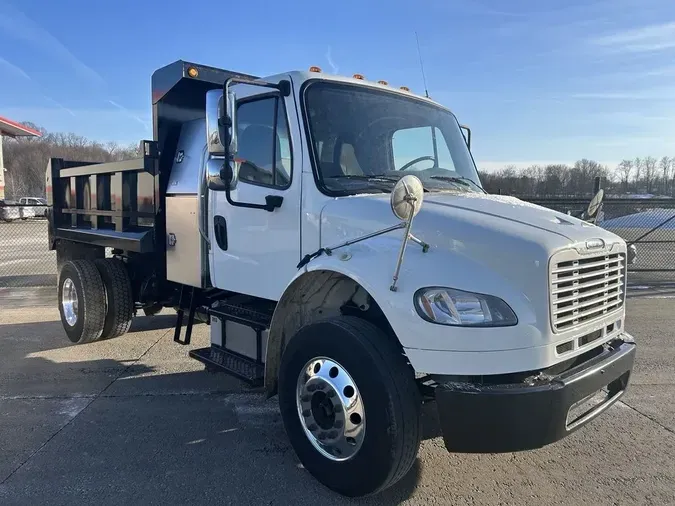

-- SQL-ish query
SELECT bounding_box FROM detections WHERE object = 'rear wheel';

[278,316,421,497]
[58,260,106,344]
[95,258,134,339]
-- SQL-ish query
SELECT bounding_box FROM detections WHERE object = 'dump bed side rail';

[46,140,160,253]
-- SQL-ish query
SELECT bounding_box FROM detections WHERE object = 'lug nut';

[307,384,317,392]
[302,410,311,418]
[327,390,336,398]
[301,395,311,403]
[318,432,327,440]
[328,430,338,439]
[308,424,318,432]
[334,420,343,429]
[333,404,342,413]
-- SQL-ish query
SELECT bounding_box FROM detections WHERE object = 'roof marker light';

[353,73,365,80]
[400,86,410,92]
[187,66,199,78]
[378,80,388,85]
[309,66,322,73]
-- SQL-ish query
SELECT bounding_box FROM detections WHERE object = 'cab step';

[206,301,273,330]
[189,346,264,386]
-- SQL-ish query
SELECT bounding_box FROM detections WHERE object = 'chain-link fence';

[0,203,56,288]
[3,198,675,288]
[525,197,675,284]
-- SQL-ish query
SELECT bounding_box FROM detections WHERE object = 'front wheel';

[278,316,421,497]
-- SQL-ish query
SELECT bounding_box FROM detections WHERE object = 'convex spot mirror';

[390,174,424,220]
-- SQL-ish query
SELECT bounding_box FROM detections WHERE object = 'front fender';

[264,234,541,395]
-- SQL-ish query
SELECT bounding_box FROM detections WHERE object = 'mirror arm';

[223,76,291,97]
[460,124,471,149]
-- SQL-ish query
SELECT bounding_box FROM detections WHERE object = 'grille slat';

[550,250,626,332]
[554,282,623,304]
[551,273,623,295]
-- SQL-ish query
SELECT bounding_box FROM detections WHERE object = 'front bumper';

[435,335,636,453]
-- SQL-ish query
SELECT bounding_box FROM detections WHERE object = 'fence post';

[593,176,601,194]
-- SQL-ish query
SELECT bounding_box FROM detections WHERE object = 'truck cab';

[45,60,636,498]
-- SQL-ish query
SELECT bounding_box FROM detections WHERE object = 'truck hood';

[321,191,622,250]
[422,192,602,241]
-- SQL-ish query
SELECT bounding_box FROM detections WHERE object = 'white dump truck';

[45,60,636,497]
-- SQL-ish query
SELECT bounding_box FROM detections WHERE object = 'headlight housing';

[414,287,517,327]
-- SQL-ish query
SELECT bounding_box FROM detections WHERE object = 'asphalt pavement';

[0,285,674,505]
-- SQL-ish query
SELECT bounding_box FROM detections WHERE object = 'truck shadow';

[1,331,430,504]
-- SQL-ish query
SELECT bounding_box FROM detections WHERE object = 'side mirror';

[220,87,239,190]
[206,85,239,191]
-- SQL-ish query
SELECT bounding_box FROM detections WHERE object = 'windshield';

[303,81,483,195]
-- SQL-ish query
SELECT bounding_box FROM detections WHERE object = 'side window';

[235,96,292,188]
[391,126,456,172]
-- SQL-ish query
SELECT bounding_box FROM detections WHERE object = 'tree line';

[2,122,141,200]
[478,157,675,197]
[3,122,672,199]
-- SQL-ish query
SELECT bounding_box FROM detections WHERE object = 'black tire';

[278,316,422,497]
[143,304,163,317]
[95,258,134,340]
[57,260,106,344]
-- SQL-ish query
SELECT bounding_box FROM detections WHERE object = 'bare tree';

[616,160,633,192]
[633,157,642,192]
[644,156,657,193]
[2,122,142,199]
[659,156,671,194]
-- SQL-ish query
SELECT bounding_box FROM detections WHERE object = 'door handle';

[214,215,228,250]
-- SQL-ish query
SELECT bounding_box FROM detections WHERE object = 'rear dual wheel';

[57,258,133,344]
[278,316,422,497]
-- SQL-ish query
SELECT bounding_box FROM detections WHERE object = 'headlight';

[414,287,517,327]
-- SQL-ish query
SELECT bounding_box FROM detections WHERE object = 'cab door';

[209,78,302,301]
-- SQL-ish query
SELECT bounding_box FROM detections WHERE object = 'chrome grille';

[550,250,625,332]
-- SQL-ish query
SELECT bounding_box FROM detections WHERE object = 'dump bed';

[46,141,160,253]
[45,59,257,256]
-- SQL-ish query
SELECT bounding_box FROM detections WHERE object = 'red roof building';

[0,115,42,200]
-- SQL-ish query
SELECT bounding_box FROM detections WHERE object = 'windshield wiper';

[326,174,400,182]
[429,175,486,193]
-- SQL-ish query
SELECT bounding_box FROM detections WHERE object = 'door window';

[236,97,292,188]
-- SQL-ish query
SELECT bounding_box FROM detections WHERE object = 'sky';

[0,0,673,172]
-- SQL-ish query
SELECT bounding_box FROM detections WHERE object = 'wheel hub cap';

[62,278,78,326]
[296,357,366,461]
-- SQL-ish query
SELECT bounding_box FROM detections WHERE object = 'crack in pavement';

[617,399,675,437]
[0,328,171,485]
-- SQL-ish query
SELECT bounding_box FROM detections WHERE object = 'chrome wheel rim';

[296,357,366,461]
[62,278,78,326]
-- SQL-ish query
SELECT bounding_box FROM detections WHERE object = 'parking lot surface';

[0,286,674,505]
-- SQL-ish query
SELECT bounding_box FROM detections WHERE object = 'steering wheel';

[398,155,435,171]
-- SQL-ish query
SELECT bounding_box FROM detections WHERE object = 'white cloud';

[0,2,105,87]
[0,3,141,123]
[107,100,151,131]
[0,56,31,80]
[325,46,339,74]
[476,160,621,173]
[571,87,675,100]
[0,56,75,116]
[1,106,149,144]
[591,21,675,53]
